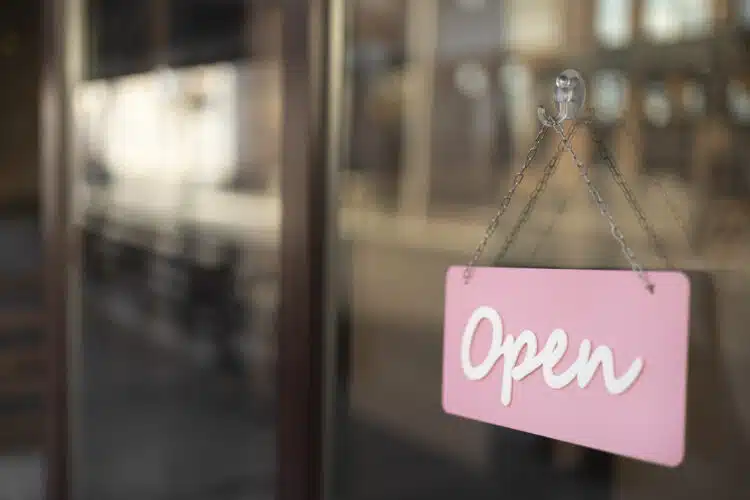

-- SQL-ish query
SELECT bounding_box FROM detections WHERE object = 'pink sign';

[442,266,690,467]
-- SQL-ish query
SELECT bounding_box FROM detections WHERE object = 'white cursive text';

[460,306,644,406]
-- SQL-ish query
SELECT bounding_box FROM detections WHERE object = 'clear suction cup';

[538,69,587,126]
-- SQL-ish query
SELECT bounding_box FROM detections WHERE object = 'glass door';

[47,1,311,499]
[326,1,750,499]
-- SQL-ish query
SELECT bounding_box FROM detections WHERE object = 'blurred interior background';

[1,0,750,499]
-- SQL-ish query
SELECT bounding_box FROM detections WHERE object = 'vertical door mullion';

[277,1,330,500]
[41,0,74,498]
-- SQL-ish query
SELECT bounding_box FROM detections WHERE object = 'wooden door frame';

[277,1,331,500]
[41,0,73,498]
[41,1,332,500]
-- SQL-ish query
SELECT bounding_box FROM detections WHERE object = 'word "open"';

[460,306,644,406]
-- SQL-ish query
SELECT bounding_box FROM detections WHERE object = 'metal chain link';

[610,118,692,246]
[549,119,655,293]
[492,121,581,264]
[463,125,550,283]
[464,104,664,292]
[589,128,671,266]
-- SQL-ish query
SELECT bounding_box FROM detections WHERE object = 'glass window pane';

[328,1,750,500]
[72,2,282,499]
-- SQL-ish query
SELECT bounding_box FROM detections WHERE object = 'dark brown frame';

[41,1,331,500]
[277,1,330,500]
[41,0,72,498]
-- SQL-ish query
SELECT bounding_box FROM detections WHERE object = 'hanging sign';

[442,266,690,467]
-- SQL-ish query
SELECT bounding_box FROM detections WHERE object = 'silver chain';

[588,126,671,265]
[549,120,655,292]
[463,125,550,283]
[604,118,692,247]
[493,121,581,264]
[463,115,659,291]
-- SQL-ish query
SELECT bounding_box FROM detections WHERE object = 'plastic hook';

[538,69,587,126]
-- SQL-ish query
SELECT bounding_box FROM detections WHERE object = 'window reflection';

[593,70,627,122]
[644,81,672,126]
[438,0,504,60]
[454,62,489,99]
[740,0,750,26]
[595,0,632,48]
[81,64,239,186]
[642,0,712,42]
[728,80,750,124]
[499,63,535,147]
[504,0,565,53]
[456,0,487,11]
[682,80,706,116]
